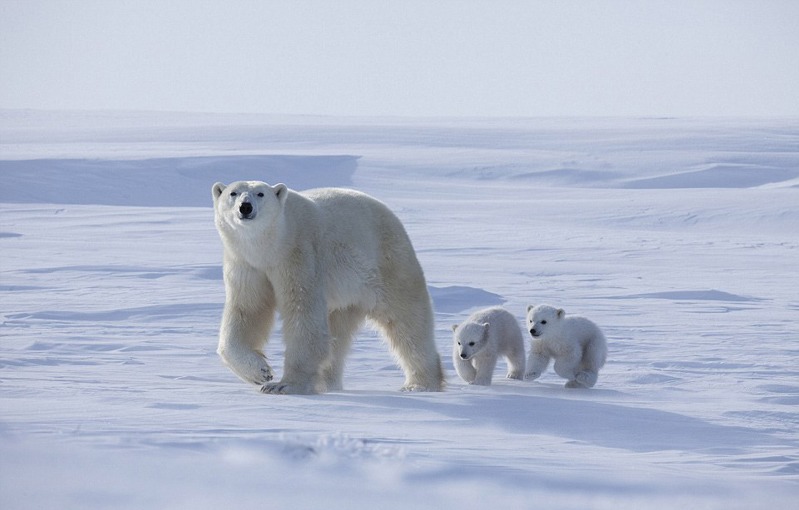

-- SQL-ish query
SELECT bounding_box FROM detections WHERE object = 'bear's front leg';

[260,321,329,395]
[261,283,330,395]
[217,262,278,387]
[218,303,275,386]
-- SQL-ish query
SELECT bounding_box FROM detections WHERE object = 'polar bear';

[452,306,526,385]
[212,180,444,394]
[525,304,607,388]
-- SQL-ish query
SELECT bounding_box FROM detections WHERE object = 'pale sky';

[1,0,798,117]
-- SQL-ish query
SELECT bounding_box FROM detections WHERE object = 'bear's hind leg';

[372,297,444,392]
[505,339,526,380]
[323,306,366,391]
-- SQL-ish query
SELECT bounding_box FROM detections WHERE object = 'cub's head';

[212,181,288,229]
[452,321,489,360]
[526,304,564,338]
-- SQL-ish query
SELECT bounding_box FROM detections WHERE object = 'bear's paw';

[255,367,274,384]
[524,371,542,381]
[401,383,442,392]
[260,381,318,395]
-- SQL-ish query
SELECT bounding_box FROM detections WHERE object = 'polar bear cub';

[525,304,607,388]
[452,306,526,385]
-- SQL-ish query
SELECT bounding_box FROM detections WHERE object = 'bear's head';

[526,304,564,338]
[212,181,288,231]
[452,321,489,360]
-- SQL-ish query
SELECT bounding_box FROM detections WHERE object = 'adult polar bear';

[212,180,445,394]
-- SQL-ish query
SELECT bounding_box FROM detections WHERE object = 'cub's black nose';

[239,202,253,216]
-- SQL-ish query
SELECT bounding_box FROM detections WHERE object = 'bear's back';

[302,188,393,226]
[302,187,413,251]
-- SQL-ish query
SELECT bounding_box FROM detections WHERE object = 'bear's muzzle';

[239,202,254,219]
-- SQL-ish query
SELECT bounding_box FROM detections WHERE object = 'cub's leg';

[525,340,550,381]
[554,345,583,388]
[574,370,598,388]
[471,354,497,386]
[505,340,526,380]
[453,348,478,384]
[573,335,606,388]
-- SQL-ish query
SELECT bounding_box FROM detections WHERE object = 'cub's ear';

[557,308,565,318]
[451,324,459,332]
[273,183,288,205]
[527,304,534,312]
[480,322,490,332]
[212,182,226,200]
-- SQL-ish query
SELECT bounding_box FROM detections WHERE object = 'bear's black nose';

[530,329,538,336]
[239,202,253,216]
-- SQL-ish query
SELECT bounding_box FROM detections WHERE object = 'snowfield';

[1,110,797,509]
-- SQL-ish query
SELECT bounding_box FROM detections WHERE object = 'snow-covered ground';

[1,110,797,509]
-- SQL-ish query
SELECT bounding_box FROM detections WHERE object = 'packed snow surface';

[1,111,798,508]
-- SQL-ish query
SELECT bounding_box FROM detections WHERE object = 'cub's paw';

[401,383,442,392]
[524,371,541,381]
[575,371,597,388]
[507,372,524,380]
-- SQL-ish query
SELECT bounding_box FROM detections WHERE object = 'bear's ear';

[527,304,534,312]
[212,182,226,201]
[557,308,565,318]
[451,324,458,332]
[273,183,288,205]
[481,322,489,332]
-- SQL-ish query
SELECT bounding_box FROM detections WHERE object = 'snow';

[1,110,798,509]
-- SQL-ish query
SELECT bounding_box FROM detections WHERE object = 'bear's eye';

[257,192,265,197]
[457,341,461,346]
[230,191,237,197]
[541,320,547,325]
[469,342,475,346]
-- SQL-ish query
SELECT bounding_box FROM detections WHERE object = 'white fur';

[452,306,525,386]
[212,181,444,394]
[525,304,607,388]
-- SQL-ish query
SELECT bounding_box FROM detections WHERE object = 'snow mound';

[0,155,358,207]
[428,285,505,314]
[623,164,799,189]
